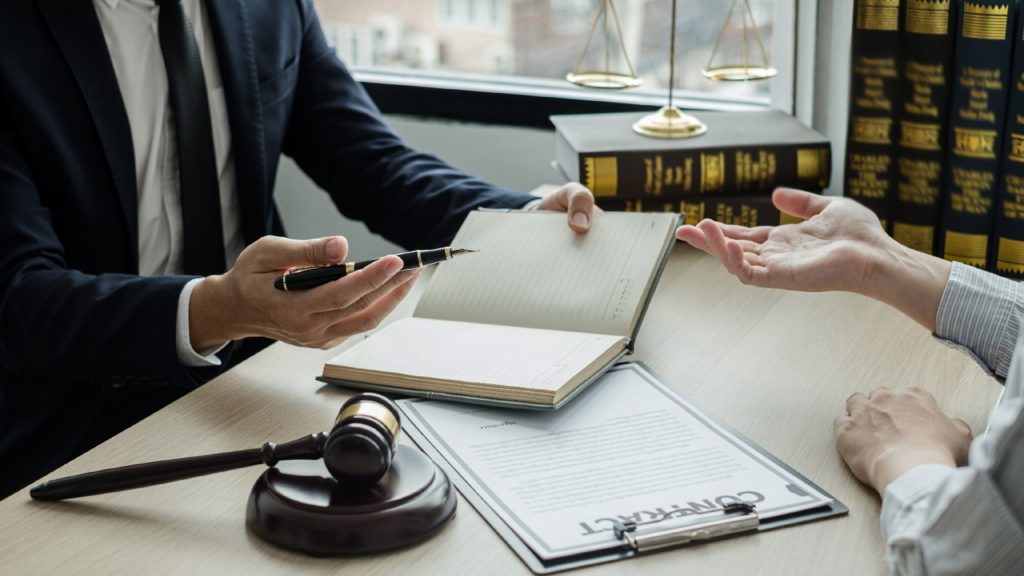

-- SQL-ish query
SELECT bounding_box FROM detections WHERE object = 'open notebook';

[320,210,678,409]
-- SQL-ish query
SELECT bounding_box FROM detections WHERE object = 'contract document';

[398,363,846,573]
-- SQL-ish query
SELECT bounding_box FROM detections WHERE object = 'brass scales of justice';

[566,0,777,139]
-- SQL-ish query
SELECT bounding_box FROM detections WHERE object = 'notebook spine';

[994,3,1024,276]
[845,0,904,233]
[577,144,830,199]
[939,0,1018,268]
[892,0,957,255]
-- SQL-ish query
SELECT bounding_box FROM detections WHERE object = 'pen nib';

[450,248,479,256]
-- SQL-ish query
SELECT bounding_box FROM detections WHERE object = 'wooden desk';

[0,246,1002,575]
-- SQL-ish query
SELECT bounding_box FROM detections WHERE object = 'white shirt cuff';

[881,463,956,540]
[176,278,228,367]
[521,198,543,211]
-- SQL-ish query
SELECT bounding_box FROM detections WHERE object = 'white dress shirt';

[92,0,241,366]
[92,0,543,368]
[881,262,1024,574]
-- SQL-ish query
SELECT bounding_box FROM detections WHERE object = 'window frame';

[344,0,809,129]
[355,68,768,129]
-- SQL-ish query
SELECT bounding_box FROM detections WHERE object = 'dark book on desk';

[938,0,1017,268]
[551,110,830,199]
[599,195,809,227]
[993,3,1024,277]
[892,0,957,255]
[845,0,903,232]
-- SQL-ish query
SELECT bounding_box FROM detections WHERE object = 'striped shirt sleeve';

[880,262,1024,574]
[934,262,1024,379]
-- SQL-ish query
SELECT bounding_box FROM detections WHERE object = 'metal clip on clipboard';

[612,503,760,553]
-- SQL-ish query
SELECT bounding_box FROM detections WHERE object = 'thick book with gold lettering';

[938,0,1017,267]
[892,0,957,255]
[551,110,830,199]
[845,0,903,232]
[598,195,811,227]
[993,3,1024,277]
[320,211,678,410]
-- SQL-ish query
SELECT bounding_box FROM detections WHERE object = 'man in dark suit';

[0,0,596,498]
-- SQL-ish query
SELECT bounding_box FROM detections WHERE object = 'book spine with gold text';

[577,144,830,198]
[892,0,957,255]
[845,0,903,232]
[939,0,1017,267]
[598,196,813,227]
[993,6,1024,276]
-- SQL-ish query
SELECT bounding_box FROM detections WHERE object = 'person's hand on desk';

[533,182,600,233]
[675,187,951,332]
[835,386,972,495]
[189,235,420,351]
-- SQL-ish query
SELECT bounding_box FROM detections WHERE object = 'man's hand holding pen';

[189,236,421,352]
[274,247,478,291]
[185,182,597,354]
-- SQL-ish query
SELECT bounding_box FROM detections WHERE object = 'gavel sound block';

[31,393,457,555]
[248,445,456,555]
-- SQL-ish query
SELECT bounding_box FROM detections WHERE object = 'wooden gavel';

[30,393,401,501]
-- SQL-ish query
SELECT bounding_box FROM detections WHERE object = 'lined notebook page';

[415,211,677,336]
[326,317,625,393]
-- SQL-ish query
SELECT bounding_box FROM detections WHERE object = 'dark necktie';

[158,0,226,276]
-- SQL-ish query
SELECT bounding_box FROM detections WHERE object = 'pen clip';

[283,264,325,275]
[612,502,759,554]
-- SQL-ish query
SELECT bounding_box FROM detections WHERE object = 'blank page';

[325,317,625,393]
[414,211,676,336]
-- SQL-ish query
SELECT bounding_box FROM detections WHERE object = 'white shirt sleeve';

[520,198,543,211]
[881,397,1024,575]
[879,261,1024,575]
[175,278,227,367]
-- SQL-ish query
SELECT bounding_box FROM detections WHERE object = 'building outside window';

[315,0,778,104]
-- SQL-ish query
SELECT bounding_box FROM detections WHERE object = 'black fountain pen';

[274,247,478,291]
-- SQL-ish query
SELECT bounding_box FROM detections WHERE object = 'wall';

[812,0,852,197]
[274,115,560,260]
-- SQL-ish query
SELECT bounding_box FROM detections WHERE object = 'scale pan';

[701,65,778,82]
[566,71,642,90]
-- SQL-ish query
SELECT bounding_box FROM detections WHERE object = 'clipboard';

[398,362,848,573]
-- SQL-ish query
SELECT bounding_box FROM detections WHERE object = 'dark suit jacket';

[0,0,532,496]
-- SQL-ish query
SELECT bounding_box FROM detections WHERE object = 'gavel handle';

[30,433,328,501]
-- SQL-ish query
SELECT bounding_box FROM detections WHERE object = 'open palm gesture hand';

[676,188,892,295]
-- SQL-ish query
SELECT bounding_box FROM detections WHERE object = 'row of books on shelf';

[551,109,831,228]
[846,0,1024,278]
[599,196,807,227]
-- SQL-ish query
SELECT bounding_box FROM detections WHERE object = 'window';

[438,0,509,29]
[317,0,781,99]
[311,0,815,127]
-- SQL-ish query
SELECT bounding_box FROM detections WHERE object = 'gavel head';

[323,393,401,487]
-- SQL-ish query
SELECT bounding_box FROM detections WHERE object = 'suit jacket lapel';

[36,0,139,268]
[206,0,269,245]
